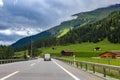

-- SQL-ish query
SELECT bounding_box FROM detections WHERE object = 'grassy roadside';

[62,57,120,66]
[61,57,120,79]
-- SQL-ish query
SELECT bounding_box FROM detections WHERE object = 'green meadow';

[41,40,120,57]
[15,39,120,66]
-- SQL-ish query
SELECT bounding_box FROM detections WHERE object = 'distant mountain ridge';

[12,4,120,48]
[58,10,120,44]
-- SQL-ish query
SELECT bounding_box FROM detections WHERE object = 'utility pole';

[30,36,32,57]
[27,31,32,57]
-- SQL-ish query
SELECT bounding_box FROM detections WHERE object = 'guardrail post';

[92,65,95,73]
[3,60,5,64]
[69,61,71,64]
[68,61,70,64]
[119,71,120,79]
[5,60,9,63]
[71,61,73,65]
[103,67,106,77]
[76,62,79,68]
[80,63,82,69]
[85,64,88,71]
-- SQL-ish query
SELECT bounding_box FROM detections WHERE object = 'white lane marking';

[53,60,80,80]
[0,71,19,80]
[30,63,36,66]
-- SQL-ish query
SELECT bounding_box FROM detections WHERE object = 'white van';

[44,54,51,61]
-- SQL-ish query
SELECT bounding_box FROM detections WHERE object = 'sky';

[0,0,120,45]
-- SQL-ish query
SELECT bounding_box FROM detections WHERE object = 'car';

[44,54,51,61]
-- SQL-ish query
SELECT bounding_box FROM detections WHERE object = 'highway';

[0,58,105,80]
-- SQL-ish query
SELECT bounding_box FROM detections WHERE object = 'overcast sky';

[0,0,120,45]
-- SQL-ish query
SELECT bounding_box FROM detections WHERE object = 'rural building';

[99,52,120,58]
[61,50,73,56]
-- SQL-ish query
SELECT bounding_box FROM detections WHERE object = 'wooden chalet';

[61,50,73,56]
[99,52,120,58]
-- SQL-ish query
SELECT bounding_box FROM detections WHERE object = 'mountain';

[12,4,120,48]
[58,10,120,44]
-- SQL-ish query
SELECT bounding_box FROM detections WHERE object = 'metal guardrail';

[0,59,27,64]
[55,58,120,79]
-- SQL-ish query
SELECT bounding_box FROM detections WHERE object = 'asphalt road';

[0,58,105,80]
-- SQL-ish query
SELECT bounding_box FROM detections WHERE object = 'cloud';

[0,0,3,7]
[13,0,18,5]
[0,0,120,45]
[0,29,12,35]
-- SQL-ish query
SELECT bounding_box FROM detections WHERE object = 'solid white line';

[30,63,36,66]
[53,60,80,80]
[0,71,19,80]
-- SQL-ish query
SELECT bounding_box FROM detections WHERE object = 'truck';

[44,54,51,61]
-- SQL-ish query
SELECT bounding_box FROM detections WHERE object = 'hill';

[12,4,120,48]
[13,6,120,52]
[58,10,120,44]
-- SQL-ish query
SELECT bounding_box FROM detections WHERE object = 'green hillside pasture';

[41,40,120,57]
[14,51,27,59]
[57,28,70,38]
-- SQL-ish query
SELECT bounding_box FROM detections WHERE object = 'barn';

[61,50,73,56]
[99,52,120,58]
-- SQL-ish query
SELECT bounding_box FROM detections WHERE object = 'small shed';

[61,50,73,56]
[99,52,120,58]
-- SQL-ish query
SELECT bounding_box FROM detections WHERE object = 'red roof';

[111,52,120,55]
[100,52,120,56]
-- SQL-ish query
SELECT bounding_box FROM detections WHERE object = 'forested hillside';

[58,10,120,44]
[12,4,120,48]
[14,10,120,52]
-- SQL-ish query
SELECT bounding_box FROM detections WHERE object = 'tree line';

[0,45,14,59]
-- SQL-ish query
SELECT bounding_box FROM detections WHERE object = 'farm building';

[61,50,73,56]
[99,52,120,58]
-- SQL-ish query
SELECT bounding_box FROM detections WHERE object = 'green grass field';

[41,39,120,57]
[14,51,27,59]
[14,51,25,56]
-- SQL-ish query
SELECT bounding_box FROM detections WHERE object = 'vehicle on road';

[44,54,51,61]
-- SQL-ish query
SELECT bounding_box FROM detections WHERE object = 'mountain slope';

[12,4,120,48]
[58,10,120,44]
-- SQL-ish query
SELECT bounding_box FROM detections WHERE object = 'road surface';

[0,58,105,80]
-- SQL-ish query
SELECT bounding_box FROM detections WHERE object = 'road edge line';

[53,59,80,80]
[30,63,36,66]
[0,71,19,80]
